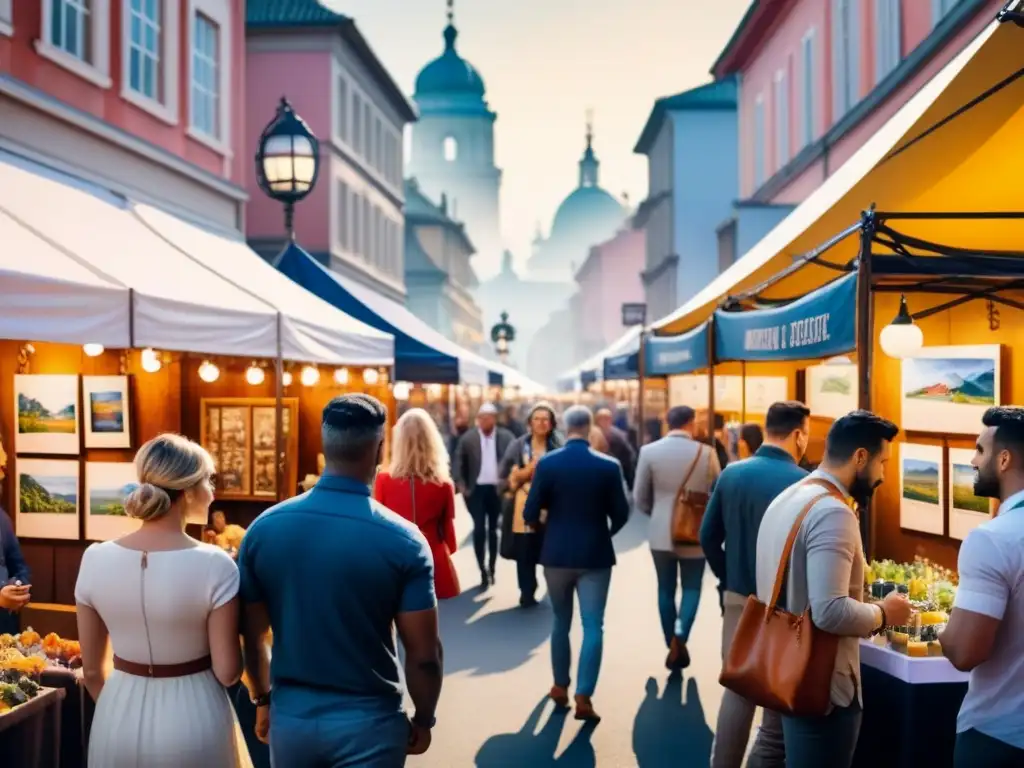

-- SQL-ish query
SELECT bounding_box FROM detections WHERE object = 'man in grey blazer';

[453,403,515,588]
[755,410,912,768]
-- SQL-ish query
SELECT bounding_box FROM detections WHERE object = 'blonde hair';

[388,408,451,484]
[124,434,215,522]
[589,426,610,454]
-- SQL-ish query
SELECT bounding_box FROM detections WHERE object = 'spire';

[579,109,599,188]
[443,0,458,51]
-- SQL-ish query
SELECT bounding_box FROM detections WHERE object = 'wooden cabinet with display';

[199,398,299,501]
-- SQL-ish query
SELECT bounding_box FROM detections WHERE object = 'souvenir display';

[901,345,1000,435]
[805,363,857,420]
[14,374,80,455]
[85,461,142,541]
[82,375,132,449]
[899,443,944,536]
[14,458,80,540]
[947,447,992,541]
[0,629,71,715]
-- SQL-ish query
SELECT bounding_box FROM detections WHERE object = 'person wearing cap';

[453,403,515,589]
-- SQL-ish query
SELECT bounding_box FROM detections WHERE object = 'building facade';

[0,0,247,232]
[403,178,485,353]
[245,0,416,302]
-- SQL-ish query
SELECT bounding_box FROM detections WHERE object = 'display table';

[0,686,67,768]
[854,639,968,766]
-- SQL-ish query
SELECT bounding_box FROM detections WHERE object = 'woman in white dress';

[75,433,252,767]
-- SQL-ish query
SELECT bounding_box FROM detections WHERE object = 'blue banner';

[580,368,599,387]
[646,323,709,377]
[713,273,857,363]
[603,351,638,381]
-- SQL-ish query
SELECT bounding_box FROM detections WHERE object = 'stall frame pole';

[855,210,875,559]
[274,312,285,503]
[637,331,647,446]
[707,321,716,450]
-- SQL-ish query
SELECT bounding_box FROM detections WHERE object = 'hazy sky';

[324,0,750,273]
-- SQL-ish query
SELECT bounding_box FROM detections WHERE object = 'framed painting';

[901,345,1000,435]
[15,458,80,540]
[806,363,858,421]
[82,376,132,449]
[947,447,993,541]
[668,375,706,409]
[743,376,788,415]
[899,443,944,536]
[85,461,141,541]
[14,375,80,455]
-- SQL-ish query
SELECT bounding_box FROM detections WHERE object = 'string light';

[141,348,161,373]
[198,360,220,383]
[245,363,265,386]
[83,343,104,357]
[282,371,293,386]
[393,382,411,401]
[363,368,380,385]
[301,365,320,387]
[334,368,349,385]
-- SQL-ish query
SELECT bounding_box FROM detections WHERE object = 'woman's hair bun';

[124,482,172,522]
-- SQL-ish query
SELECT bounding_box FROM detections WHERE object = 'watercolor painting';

[947,447,992,541]
[85,462,141,541]
[901,345,1000,435]
[15,459,80,540]
[743,377,788,416]
[667,374,742,412]
[806,363,858,421]
[14,374,80,455]
[83,376,132,449]
[899,443,944,536]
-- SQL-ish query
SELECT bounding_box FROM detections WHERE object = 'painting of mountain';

[806,364,857,420]
[901,346,1001,436]
[899,444,944,535]
[13,375,80,454]
[904,358,995,405]
[19,472,77,514]
[85,462,141,541]
[14,459,81,539]
[902,459,939,504]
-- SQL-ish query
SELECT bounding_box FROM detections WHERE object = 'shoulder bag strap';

[677,443,705,495]
[409,478,417,526]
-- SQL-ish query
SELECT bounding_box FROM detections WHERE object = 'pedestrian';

[498,402,562,608]
[700,401,811,768]
[737,422,764,459]
[755,410,911,768]
[374,408,461,600]
[238,394,442,766]
[595,407,636,488]
[523,405,630,723]
[940,406,1024,767]
[634,405,721,671]
[453,403,515,588]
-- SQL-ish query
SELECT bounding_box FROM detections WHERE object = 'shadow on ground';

[632,673,713,767]
[439,590,551,676]
[474,697,598,767]
[613,509,650,555]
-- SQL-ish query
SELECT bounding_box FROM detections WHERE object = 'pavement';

[407,503,735,768]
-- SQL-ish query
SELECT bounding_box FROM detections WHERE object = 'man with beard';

[940,407,1024,766]
[754,410,911,768]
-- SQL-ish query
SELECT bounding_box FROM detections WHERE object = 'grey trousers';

[711,591,786,768]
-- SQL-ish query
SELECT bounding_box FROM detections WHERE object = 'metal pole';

[637,330,647,446]
[274,313,285,503]
[856,210,875,558]
[707,320,716,449]
[741,360,747,423]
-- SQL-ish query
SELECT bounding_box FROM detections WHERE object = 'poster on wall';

[666,375,743,412]
[744,377,788,415]
[15,458,80,540]
[85,462,142,541]
[947,447,992,541]
[82,376,132,449]
[901,345,1000,435]
[806,363,858,420]
[14,375,80,455]
[899,443,944,536]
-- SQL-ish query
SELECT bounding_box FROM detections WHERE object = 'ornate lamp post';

[490,311,515,363]
[254,97,320,240]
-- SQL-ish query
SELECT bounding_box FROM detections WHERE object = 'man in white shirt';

[941,407,1024,767]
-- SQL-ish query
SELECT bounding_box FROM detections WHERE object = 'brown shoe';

[665,637,691,670]
[549,685,570,709]
[574,695,601,722]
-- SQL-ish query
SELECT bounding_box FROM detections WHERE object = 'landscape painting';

[83,376,132,449]
[948,447,992,541]
[806,363,858,421]
[15,459,80,540]
[744,377,788,415]
[901,345,1000,435]
[85,462,141,541]
[14,374,80,455]
[899,443,944,536]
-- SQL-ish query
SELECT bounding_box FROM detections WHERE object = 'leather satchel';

[670,443,709,546]
[719,478,845,717]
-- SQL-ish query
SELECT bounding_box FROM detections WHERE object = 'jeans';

[781,703,862,768]
[954,729,1024,768]
[544,567,612,697]
[467,485,500,573]
[270,708,409,768]
[651,550,705,645]
[517,557,538,602]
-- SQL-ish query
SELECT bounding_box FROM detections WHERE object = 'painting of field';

[951,463,987,513]
[83,376,131,448]
[89,391,124,433]
[85,462,141,541]
[948,448,992,541]
[806,364,857,421]
[901,346,1000,435]
[899,444,944,535]
[15,459,80,539]
[902,459,939,504]
[14,375,80,454]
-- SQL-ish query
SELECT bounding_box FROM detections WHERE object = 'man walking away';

[239,394,443,766]
[701,401,811,767]
[523,406,630,723]
[755,410,911,768]
[941,407,1024,767]
[453,404,515,588]
[595,407,636,488]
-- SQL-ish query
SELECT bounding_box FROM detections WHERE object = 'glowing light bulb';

[141,348,161,373]
[245,364,265,386]
[363,368,380,385]
[198,360,220,383]
[879,295,924,359]
[393,381,411,401]
[426,383,443,398]
[334,367,349,385]
[282,371,293,387]
[83,343,104,357]
[301,365,320,387]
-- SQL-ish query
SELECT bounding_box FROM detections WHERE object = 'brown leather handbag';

[719,478,845,717]
[670,444,709,546]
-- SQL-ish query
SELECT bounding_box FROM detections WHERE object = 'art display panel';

[15,458,80,540]
[82,376,132,449]
[14,375,80,455]
[901,345,1000,435]
[743,377,788,415]
[899,443,944,536]
[85,461,142,541]
[947,447,992,541]
[806,363,858,421]
[667,375,743,412]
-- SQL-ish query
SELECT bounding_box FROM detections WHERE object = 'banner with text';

[713,273,857,362]
[645,323,709,377]
[603,350,639,380]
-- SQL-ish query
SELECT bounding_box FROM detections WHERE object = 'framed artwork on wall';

[899,443,944,536]
[15,458,80,540]
[14,374,80,455]
[901,345,1000,435]
[806,363,858,421]
[85,461,142,541]
[743,376,788,415]
[947,447,993,541]
[82,376,132,449]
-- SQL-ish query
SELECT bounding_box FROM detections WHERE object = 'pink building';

[0,0,247,231]
[718,0,1001,209]
[572,226,645,363]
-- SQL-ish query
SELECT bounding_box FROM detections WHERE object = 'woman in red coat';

[374,408,461,599]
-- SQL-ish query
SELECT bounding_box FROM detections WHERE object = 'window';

[363,202,372,264]
[352,93,363,155]
[51,0,92,61]
[443,136,458,162]
[336,181,349,249]
[831,0,861,121]
[931,0,960,26]
[774,69,790,170]
[753,95,765,189]
[801,29,817,148]
[190,13,219,137]
[353,194,363,255]
[373,117,382,172]
[363,102,372,164]
[874,0,901,84]
[38,0,111,86]
[336,76,348,142]
[127,0,162,100]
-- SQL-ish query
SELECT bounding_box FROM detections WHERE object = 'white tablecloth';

[860,639,969,684]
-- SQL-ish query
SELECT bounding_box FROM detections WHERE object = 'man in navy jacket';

[523,405,630,723]
[0,506,31,635]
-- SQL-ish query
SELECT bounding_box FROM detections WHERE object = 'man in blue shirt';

[0,440,32,635]
[239,394,442,766]
[700,400,810,768]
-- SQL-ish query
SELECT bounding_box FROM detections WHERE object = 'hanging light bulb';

[301,365,320,387]
[141,348,162,373]
[198,360,220,383]
[245,363,265,386]
[282,371,293,387]
[426,383,443,398]
[393,381,411,401]
[363,368,380,385]
[879,294,924,359]
[83,343,104,357]
[334,367,350,385]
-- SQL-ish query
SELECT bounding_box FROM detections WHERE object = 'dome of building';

[414,4,486,98]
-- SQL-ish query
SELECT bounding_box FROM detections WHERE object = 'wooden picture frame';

[200,398,299,501]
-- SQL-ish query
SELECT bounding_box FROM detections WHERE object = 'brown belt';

[112,654,212,678]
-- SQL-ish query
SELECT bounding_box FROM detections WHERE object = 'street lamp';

[879,294,924,359]
[490,311,516,363]
[254,97,320,240]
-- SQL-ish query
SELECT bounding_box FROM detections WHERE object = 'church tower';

[408,0,503,278]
